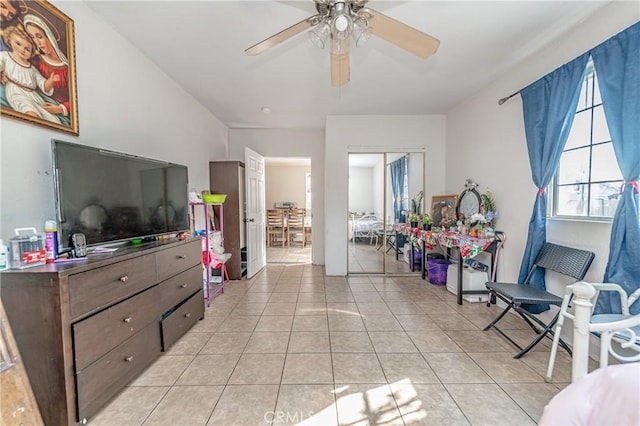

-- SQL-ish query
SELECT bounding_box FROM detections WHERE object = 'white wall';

[228,128,325,265]
[265,165,310,210]
[0,1,227,243]
[325,115,446,275]
[446,2,639,345]
[372,159,385,220]
[348,167,375,213]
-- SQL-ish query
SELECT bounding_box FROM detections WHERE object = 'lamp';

[352,16,371,47]
[309,20,330,49]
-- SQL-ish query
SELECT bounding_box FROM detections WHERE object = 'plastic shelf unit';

[190,201,229,305]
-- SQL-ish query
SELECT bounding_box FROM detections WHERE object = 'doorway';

[264,157,312,264]
[347,152,425,274]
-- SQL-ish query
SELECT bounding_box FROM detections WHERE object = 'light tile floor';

[267,246,312,264]
[90,264,582,426]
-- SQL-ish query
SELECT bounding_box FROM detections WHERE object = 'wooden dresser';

[0,238,204,425]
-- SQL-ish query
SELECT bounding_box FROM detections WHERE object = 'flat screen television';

[52,139,189,249]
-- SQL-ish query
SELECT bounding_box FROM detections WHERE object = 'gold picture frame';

[1,0,78,135]
[431,194,459,228]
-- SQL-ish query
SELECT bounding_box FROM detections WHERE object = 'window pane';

[565,110,591,150]
[589,182,621,217]
[557,148,590,185]
[576,77,588,111]
[556,184,588,216]
[591,143,622,182]
[593,72,602,105]
[592,106,611,143]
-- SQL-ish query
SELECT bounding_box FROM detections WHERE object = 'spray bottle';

[45,220,58,263]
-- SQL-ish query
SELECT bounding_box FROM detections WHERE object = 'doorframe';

[264,157,313,264]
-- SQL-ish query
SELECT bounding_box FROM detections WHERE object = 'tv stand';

[1,238,203,425]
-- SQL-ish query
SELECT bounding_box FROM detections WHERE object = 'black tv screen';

[52,140,189,248]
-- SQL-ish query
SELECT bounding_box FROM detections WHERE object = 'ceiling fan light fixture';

[352,17,371,47]
[331,37,349,55]
[308,20,330,49]
[331,1,352,40]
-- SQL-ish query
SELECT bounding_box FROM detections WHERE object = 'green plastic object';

[202,194,227,203]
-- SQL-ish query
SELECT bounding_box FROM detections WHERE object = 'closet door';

[348,152,425,275]
[348,154,385,274]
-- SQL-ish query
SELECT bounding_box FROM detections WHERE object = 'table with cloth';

[398,225,502,305]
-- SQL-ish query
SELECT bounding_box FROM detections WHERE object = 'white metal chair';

[546,281,640,382]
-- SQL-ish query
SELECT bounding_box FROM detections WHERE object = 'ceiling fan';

[245,0,440,87]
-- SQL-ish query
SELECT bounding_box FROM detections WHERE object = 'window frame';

[549,60,622,222]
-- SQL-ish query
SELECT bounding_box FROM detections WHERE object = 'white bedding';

[539,363,640,425]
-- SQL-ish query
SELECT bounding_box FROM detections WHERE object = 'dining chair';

[287,209,306,247]
[266,209,286,247]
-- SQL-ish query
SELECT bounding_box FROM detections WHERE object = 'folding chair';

[484,242,595,358]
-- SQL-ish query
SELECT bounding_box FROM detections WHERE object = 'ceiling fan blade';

[245,15,320,56]
[331,38,350,87]
[367,8,440,59]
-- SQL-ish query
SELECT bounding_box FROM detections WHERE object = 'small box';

[446,264,489,303]
[10,227,46,269]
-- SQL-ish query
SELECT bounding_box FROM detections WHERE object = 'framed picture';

[431,194,459,228]
[1,0,78,135]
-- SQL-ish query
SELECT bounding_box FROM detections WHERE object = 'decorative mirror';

[457,179,481,220]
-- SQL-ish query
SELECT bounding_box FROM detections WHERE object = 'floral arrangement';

[408,212,420,223]
[421,213,433,226]
[481,191,499,228]
[411,191,423,214]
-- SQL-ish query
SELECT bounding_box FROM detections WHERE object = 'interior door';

[245,147,266,277]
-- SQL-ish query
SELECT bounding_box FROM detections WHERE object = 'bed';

[348,213,383,244]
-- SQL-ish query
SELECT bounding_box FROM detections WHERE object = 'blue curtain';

[390,156,407,223]
[518,53,589,314]
[591,22,640,315]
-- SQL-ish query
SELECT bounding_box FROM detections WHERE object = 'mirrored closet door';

[348,152,425,274]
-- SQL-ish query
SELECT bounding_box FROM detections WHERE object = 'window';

[552,60,622,219]
[402,156,409,213]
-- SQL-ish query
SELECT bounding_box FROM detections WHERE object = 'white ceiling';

[85,0,610,129]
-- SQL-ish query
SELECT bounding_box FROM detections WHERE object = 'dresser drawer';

[76,322,161,422]
[161,289,204,351]
[69,254,157,319]
[158,265,203,312]
[73,285,164,372]
[156,239,201,281]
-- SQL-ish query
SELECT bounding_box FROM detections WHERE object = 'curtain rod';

[498,91,520,105]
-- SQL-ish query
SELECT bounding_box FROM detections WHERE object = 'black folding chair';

[484,242,595,358]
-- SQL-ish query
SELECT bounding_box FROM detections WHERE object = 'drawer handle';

[119,275,129,283]
[125,356,134,362]
[123,317,132,323]
[184,313,191,318]
[180,284,188,288]
[177,255,187,259]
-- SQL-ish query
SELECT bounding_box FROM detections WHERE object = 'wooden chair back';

[267,209,286,246]
[288,209,306,247]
